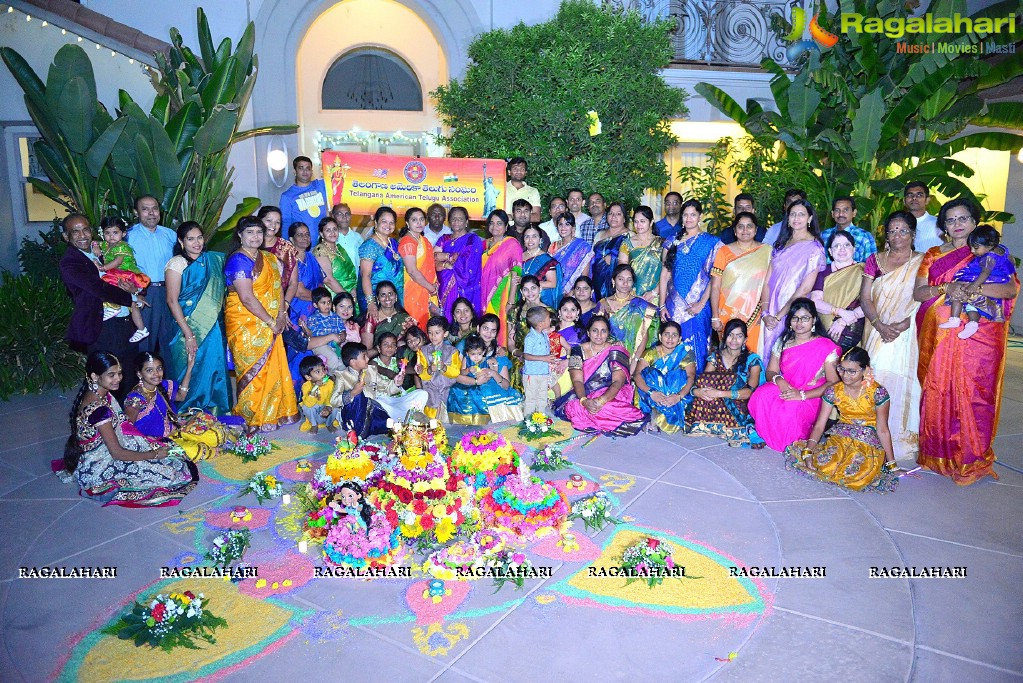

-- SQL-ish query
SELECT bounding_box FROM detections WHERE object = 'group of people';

[56,156,1018,506]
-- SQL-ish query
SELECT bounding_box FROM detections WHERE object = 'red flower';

[386,510,399,526]
[647,538,661,550]
[412,499,427,514]
[420,514,435,529]
[183,591,195,600]
[151,603,167,622]
[446,477,458,492]
[397,488,413,504]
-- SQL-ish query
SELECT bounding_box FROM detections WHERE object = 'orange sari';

[916,245,1018,484]
[711,243,771,352]
[224,250,299,430]
[399,233,438,328]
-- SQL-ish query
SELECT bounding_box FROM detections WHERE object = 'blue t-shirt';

[523,328,550,376]
[280,179,329,247]
[654,217,681,242]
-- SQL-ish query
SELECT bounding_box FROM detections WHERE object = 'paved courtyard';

[1,344,1021,682]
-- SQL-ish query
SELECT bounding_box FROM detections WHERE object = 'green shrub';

[0,273,83,400]
[18,218,67,284]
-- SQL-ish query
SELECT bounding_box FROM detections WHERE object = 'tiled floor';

[2,344,1022,682]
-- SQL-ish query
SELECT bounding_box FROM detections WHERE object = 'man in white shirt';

[904,182,942,252]
[504,157,542,222]
[537,196,566,245]
[330,203,363,268]
[566,188,588,237]
[424,204,452,246]
[127,195,177,355]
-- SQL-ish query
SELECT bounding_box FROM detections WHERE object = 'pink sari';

[559,344,644,435]
[748,336,840,451]
[917,246,1018,484]
[481,237,523,346]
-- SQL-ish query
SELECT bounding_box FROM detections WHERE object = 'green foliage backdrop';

[432,0,688,209]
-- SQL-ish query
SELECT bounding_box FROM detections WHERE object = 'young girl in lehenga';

[124,352,237,461]
[785,347,901,492]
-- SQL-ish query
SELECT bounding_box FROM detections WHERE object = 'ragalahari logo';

[785,5,840,60]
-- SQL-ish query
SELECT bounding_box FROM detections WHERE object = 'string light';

[2,4,155,70]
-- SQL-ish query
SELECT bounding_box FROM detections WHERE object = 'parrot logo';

[785,3,840,61]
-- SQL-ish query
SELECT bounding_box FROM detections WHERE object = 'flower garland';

[205,528,251,569]
[240,471,283,504]
[568,491,621,532]
[101,591,227,651]
[531,445,571,472]
[224,434,275,463]
[518,412,556,441]
[620,536,693,589]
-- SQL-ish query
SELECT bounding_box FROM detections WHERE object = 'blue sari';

[290,251,324,324]
[591,233,626,300]
[686,350,766,448]
[523,253,563,309]
[551,238,592,296]
[166,251,232,415]
[636,343,695,433]
[664,232,721,370]
[447,355,523,425]
[358,237,404,311]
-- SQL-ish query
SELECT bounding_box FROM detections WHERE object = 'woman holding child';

[913,198,1019,484]
[447,328,523,425]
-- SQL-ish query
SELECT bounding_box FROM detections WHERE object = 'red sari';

[916,246,1018,485]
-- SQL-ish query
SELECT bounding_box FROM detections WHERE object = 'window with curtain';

[322,49,423,111]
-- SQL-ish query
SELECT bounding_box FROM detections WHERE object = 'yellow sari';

[712,243,771,352]
[225,250,299,429]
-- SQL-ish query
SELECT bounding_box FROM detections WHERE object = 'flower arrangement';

[390,417,444,470]
[224,434,275,463]
[531,444,570,472]
[240,471,283,504]
[448,430,518,485]
[518,412,555,441]
[101,591,227,651]
[620,536,686,589]
[481,549,535,592]
[323,431,381,484]
[205,528,251,569]
[478,469,569,540]
[323,511,402,569]
[568,491,621,532]
[371,466,478,545]
[423,529,505,580]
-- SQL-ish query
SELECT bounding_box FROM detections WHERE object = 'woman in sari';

[398,206,440,328]
[810,230,866,352]
[557,296,587,347]
[313,216,358,301]
[258,206,299,307]
[435,206,484,317]
[591,202,630,300]
[549,213,591,297]
[448,297,478,351]
[633,321,695,434]
[860,212,924,466]
[786,347,900,492]
[556,315,645,436]
[912,198,1019,485]
[748,298,840,451]
[573,276,598,328]
[287,222,324,324]
[481,209,523,347]
[224,216,299,431]
[658,199,722,370]
[687,319,766,448]
[620,206,663,304]
[359,206,405,314]
[597,264,658,367]
[522,225,562,308]
[709,212,770,352]
[758,200,827,357]
[447,332,523,425]
[60,352,197,507]
[164,221,231,415]
[125,352,235,461]
[362,280,416,348]
[508,276,555,393]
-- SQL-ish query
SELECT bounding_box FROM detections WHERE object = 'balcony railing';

[606,0,797,68]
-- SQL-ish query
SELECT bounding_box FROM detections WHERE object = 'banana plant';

[695,0,1023,233]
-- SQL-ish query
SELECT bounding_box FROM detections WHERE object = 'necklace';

[678,231,700,254]
[611,292,631,304]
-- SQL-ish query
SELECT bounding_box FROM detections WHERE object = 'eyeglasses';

[905,192,927,199]
[836,366,862,375]
[791,315,814,323]
[886,228,912,236]
[945,215,974,227]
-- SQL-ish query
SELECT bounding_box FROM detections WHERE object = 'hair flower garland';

[101,591,227,651]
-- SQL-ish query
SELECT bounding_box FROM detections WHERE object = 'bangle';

[937,283,947,295]
[185,335,195,340]
[799,390,806,401]
[730,389,739,399]
[771,374,784,385]
[179,385,190,393]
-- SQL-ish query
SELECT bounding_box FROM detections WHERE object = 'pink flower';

[512,553,525,564]
[666,556,675,569]
[646,538,660,550]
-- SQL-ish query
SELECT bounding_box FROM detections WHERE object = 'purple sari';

[761,240,826,355]
[551,238,593,295]
[438,232,484,317]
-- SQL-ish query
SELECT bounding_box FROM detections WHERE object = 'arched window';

[322,48,423,111]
